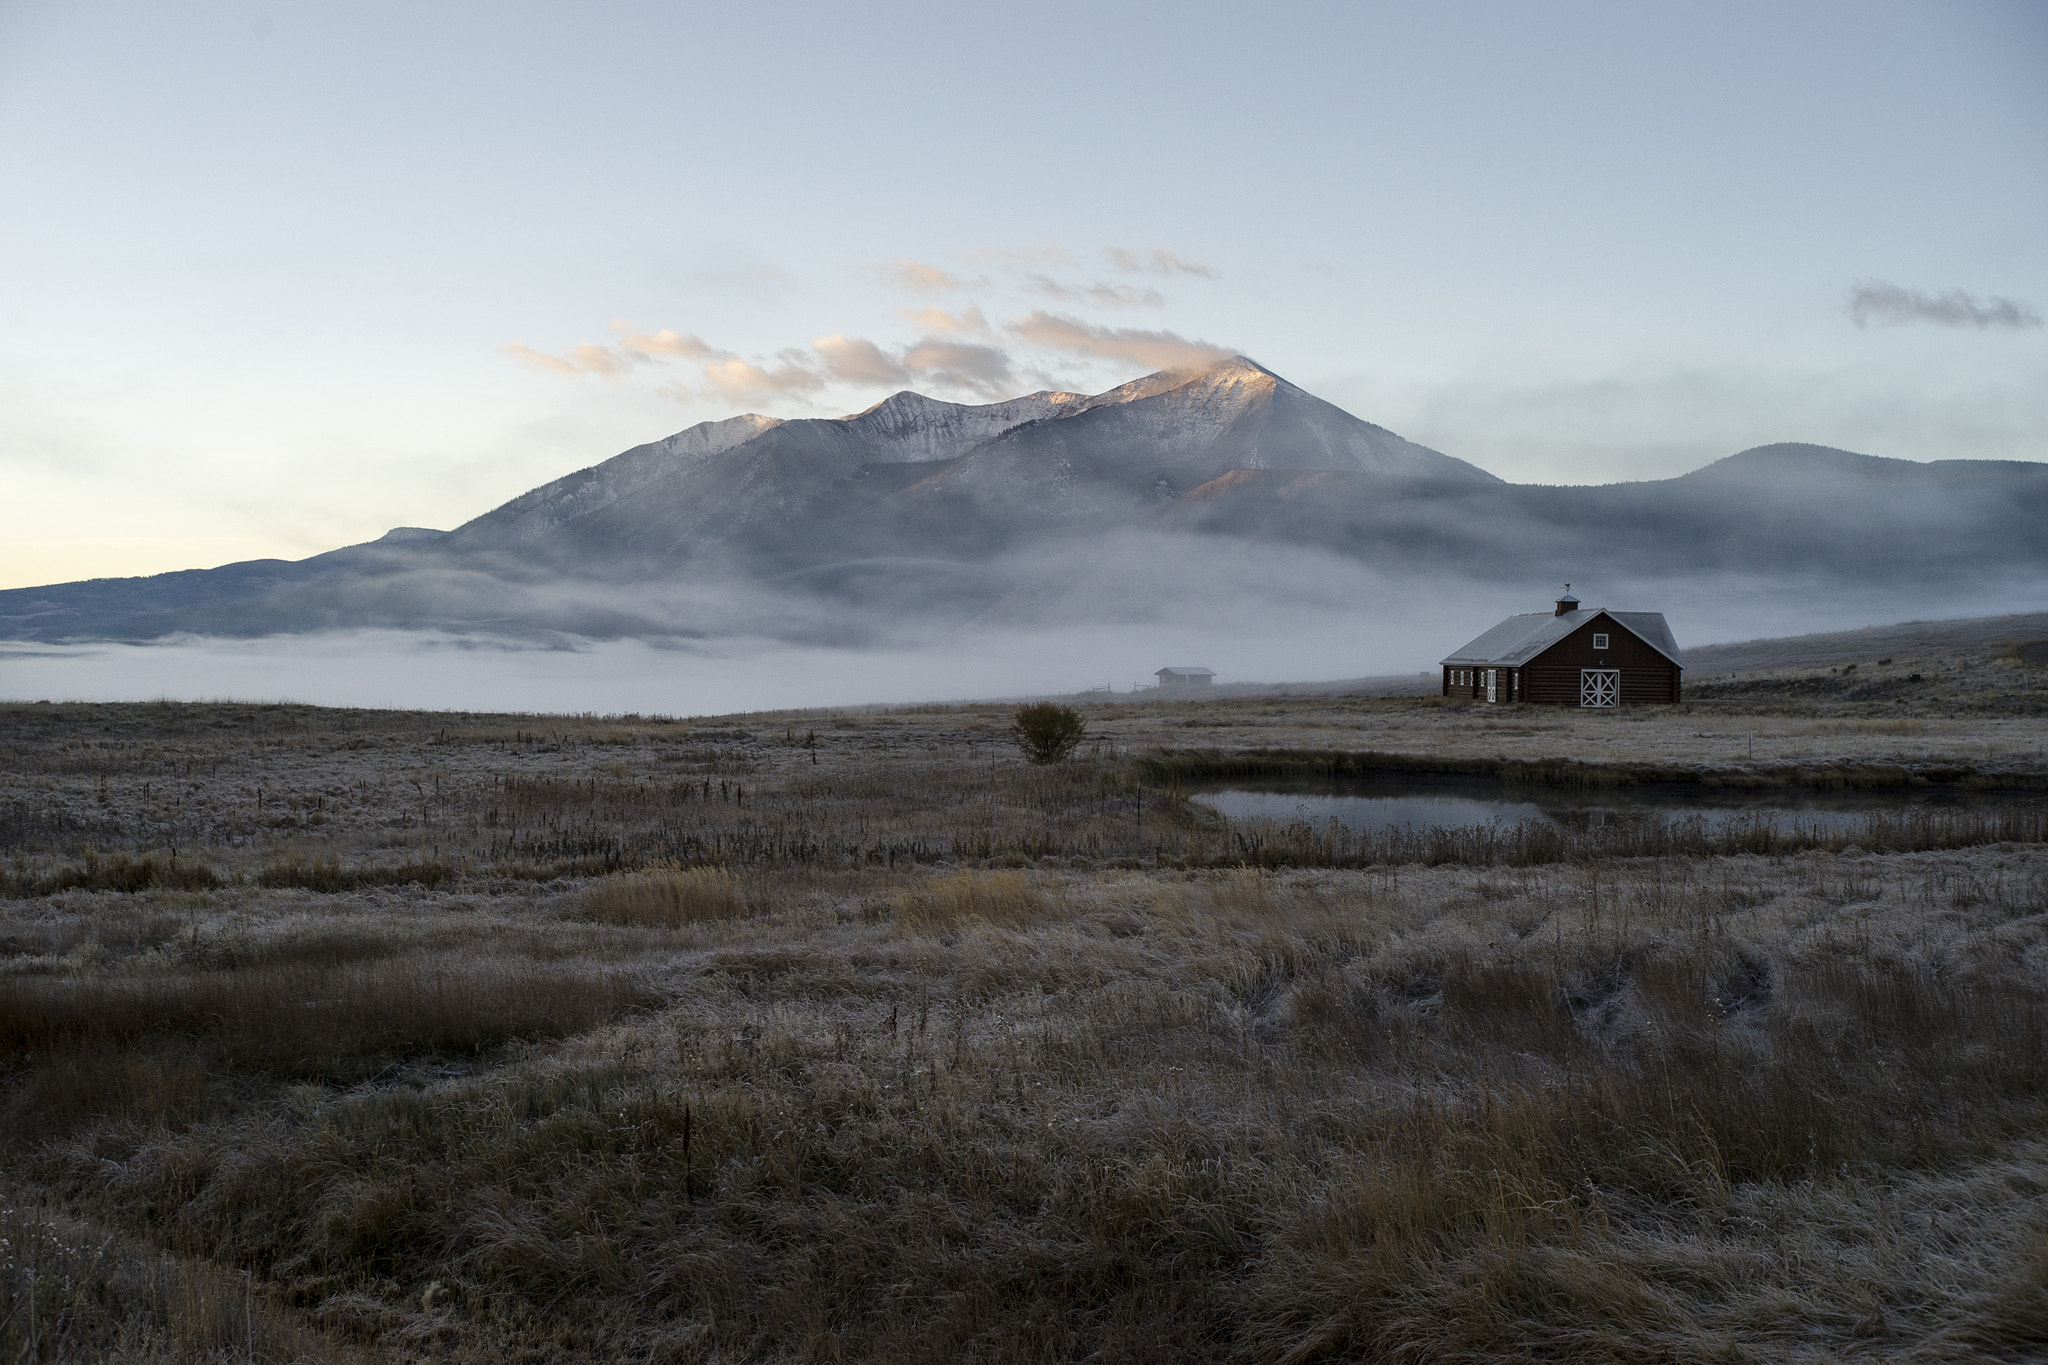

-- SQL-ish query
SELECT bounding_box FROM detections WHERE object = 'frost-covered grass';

[2,692,2047,1361]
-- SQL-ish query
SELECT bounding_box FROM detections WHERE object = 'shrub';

[1011,702,1086,765]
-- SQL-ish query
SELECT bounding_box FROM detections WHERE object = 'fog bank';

[5,567,2041,714]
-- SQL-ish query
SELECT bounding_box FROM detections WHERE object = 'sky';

[2,0,2045,592]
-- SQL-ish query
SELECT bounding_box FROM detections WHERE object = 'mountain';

[1,358,2043,644]
[899,357,1492,517]
[1158,439,2048,579]
[429,357,1489,572]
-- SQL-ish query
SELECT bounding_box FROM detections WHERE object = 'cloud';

[812,334,910,387]
[1006,311,1234,372]
[1847,281,2042,330]
[900,338,1015,397]
[497,341,648,377]
[882,258,973,294]
[565,343,638,376]
[497,342,584,376]
[510,252,1238,411]
[699,356,827,403]
[963,240,1073,268]
[616,327,728,362]
[1022,275,1167,308]
[1104,246,1217,278]
[815,332,1024,399]
[898,305,991,336]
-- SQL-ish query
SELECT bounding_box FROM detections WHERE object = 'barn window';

[1592,633,1609,650]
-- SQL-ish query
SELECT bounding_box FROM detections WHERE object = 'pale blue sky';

[2,0,2043,588]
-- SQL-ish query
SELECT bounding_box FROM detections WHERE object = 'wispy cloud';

[881,258,974,295]
[1847,281,2042,330]
[1103,246,1217,278]
[566,343,640,376]
[812,334,910,387]
[897,305,991,336]
[698,356,827,403]
[962,240,1073,268]
[1006,311,1234,371]
[505,241,1241,410]
[901,338,1014,397]
[615,326,729,362]
[497,342,585,376]
[497,341,647,377]
[1022,276,1167,308]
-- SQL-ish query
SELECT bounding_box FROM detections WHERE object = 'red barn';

[1440,587,1683,706]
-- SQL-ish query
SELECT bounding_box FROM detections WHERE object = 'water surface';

[1190,773,2034,835]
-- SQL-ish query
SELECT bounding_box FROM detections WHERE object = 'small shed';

[1155,667,1216,689]
[1440,587,1682,706]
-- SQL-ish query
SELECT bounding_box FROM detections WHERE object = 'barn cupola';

[1554,584,1579,617]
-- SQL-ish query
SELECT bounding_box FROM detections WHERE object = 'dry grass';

[255,853,458,892]
[0,1198,371,1363]
[0,960,651,1071]
[2,851,220,898]
[2,849,2036,1361]
[892,869,1049,932]
[3,697,2048,1361]
[580,865,747,925]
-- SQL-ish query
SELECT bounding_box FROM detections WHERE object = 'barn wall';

[1520,616,1680,706]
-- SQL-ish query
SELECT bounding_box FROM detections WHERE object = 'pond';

[1189,773,2038,836]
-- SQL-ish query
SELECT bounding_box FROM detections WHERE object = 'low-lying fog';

[5,569,2039,715]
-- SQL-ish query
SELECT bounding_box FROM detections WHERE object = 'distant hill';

[2,357,2044,645]
[1685,610,2048,677]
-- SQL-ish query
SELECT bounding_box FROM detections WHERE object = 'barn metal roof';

[1156,666,1216,677]
[1440,609,1684,669]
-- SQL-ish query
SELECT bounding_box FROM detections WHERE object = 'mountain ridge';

[3,356,2043,644]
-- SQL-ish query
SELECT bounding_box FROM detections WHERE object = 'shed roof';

[1440,609,1684,669]
[1156,666,1216,677]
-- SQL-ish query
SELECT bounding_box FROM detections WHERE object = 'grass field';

[3,630,2047,1362]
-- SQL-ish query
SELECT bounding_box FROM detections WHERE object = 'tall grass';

[580,865,747,925]
[0,1200,367,1363]
[0,958,656,1092]
[2,851,2035,1361]
[1222,801,2048,869]
[1,852,219,898]
[891,870,1047,932]
[255,853,458,891]
[7,701,2048,1359]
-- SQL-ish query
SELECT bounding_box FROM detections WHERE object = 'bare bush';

[1011,701,1086,765]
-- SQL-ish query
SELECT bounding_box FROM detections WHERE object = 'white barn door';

[1580,669,1619,708]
